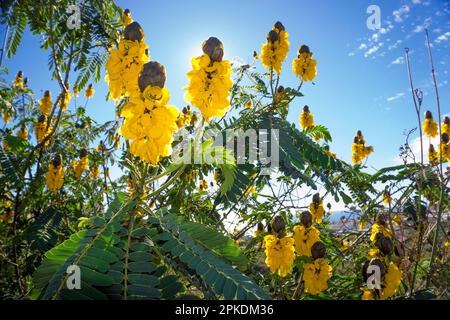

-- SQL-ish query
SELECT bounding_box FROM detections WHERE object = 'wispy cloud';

[393,5,410,23]
[391,56,405,65]
[386,92,405,101]
[435,31,450,44]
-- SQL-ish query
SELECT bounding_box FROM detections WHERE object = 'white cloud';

[435,31,450,44]
[386,92,405,101]
[364,45,379,57]
[358,43,367,50]
[411,0,421,4]
[388,39,403,50]
[391,56,405,65]
[393,5,411,23]
[348,52,355,56]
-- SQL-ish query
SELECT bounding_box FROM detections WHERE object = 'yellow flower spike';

[39,90,53,115]
[34,115,51,146]
[85,84,95,99]
[199,179,209,191]
[428,144,438,165]
[17,125,28,140]
[352,130,373,164]
[244,100,253,109]
[340,240,350,251]
[263,234,295,277]
[3,112,11,124]
[303,257,332,295]
[370,220,392,243]
[120,61,180,165]
[380,262,402,300]
[119,8,133,27]
[213,169,221,183]
[90,164,100,179]
[310,193,325,223]
[442,116,450,136]
[59,83,71,111]
[292,45,317,81]
[437,133,450,162]
[46,155,64,192]
[293,224,320,256]
[422,110,438,138]
[184,37,233,123]
[113,134,121,149]
[73,149,89,179]
[106,21,149,100]
[13,70,24,89]
[361,289,374,300]
[253,222,265,238]
[260,22,290,75]
[299,105,314,129]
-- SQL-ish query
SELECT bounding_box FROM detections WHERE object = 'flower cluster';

[72,149,89,179]
[293,211,320,257]
[292,45,317,82]
[351,130,374,164]
[90,164,100,179]
[46,155,64,192]
[59,83,71,111]
[438,133,450,162]
[422,110,438,138]
[13,71,24,90]
[260,22,289,75]
[34,115,51,146]
[299,105,314,129]
[120,62,180,165]
[303,244,332,295]
[362,221,402,300]
[106,21,149,100]
[184,37,233,123]
[85,84,95,99]
[309,193,325,223]
[17,125,28,140]
[39,90,52,115]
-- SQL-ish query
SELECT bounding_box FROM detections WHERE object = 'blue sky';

[1,0,449,172]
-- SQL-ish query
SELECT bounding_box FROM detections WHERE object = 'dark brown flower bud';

[257,222,264,232]
[303,105,310,113]
[429,144,436,153]
[375,234,393,255]
[138,61,166,91]
[311,241,326,260]
[277,86,284,94]
[44,90,50,97]
[312,193,321,204]
[267,30,279,43]
[298,45,310,55]
[357,130,363,136]
[353,136,360,144]
[444,116,450,124]
[271,215,286,235]
[124,21,144,42]
[79,148,88,158]
[273,21,285,31]
[124,8,130,15]
[425,110,432,119]
[202,37,224,62]
[442,133,449,144]
[52,154,62,167]
[300,211,313,227]
[376,214,387,226]
[38,114,46,123]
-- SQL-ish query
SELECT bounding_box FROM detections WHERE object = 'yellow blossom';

[17,126,28,140]
[85,84,95,98]
[46,156,64,192]
[292,45,317,81]
[370,222,392,243]
[13,71,23,89]
[293,225,320,256]
[380,262,402,300]
[39,91,52,115]
[263,234,295,277]
[303,258,332,295]
[423,111,438,138]
[260,22,290,75]
[299,105,314,129]
[184,38,233,123]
